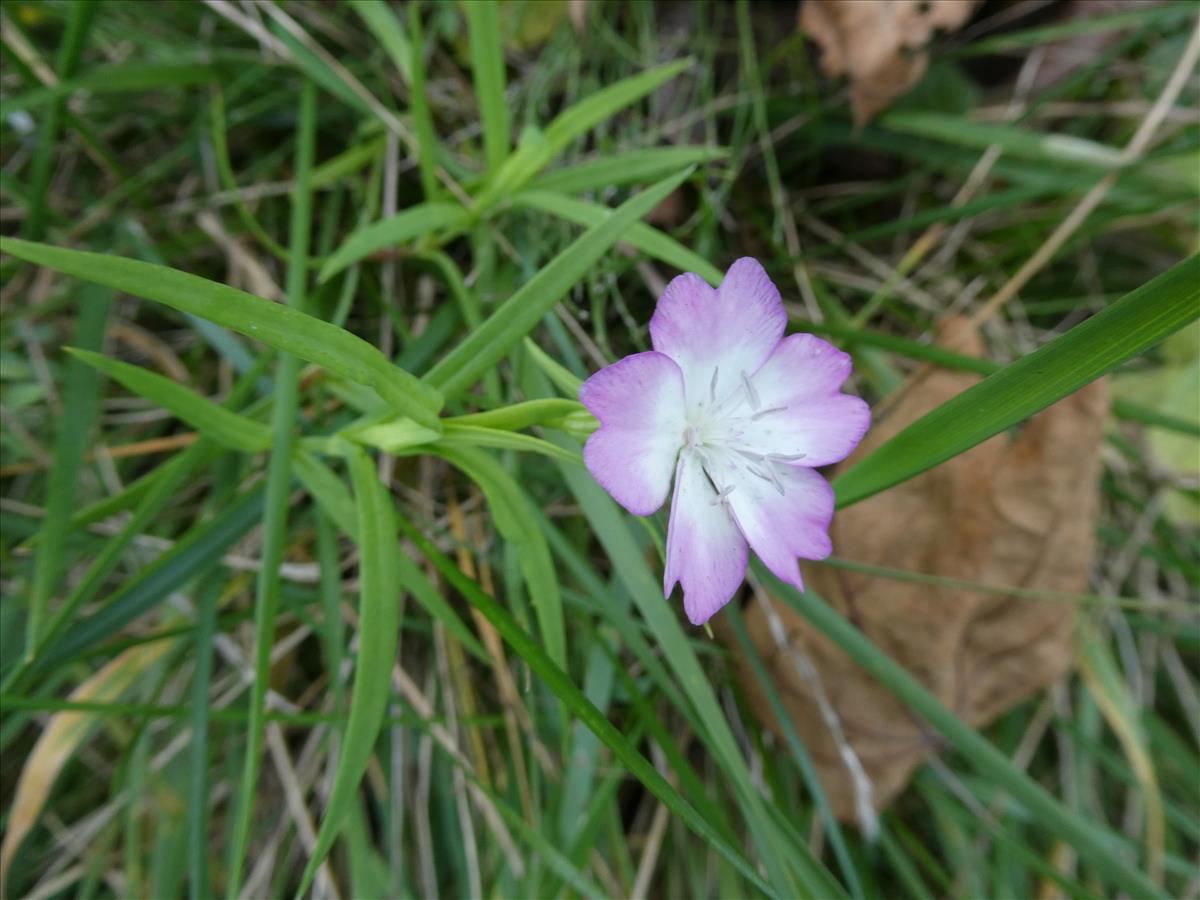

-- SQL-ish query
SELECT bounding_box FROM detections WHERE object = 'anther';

[709,367,719,404]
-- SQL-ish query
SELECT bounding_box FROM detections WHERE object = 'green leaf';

[5,62,218,114]
[227,80,318,899]
[392,507,780,899]
[834,256,1200,507]
[476,59,692,210]
[317,202,470,283]
[532,146,727,194]
[433,445,566,671]
[438,423,583,465]
[27,288,110,656]
[293,451,487,661]
[65,348,270,453]
[353,0,412,84]
[447,398,582,431]
[424,166,693,396]
[30,486,264,674]
[512,190,723,285]
[296,445,402,897]
[465,0,510,175]
[0,237,444,429]
[406,5,441,201]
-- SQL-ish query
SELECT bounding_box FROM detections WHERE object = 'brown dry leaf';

[799,0,979,123]
[731,317,1109,821]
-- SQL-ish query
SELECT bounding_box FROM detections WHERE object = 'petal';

[751,333,855,404]
[664,452,748,625]
[650,258,786,407]
[741,334,871,466]
[740,394,871,467]
[713,457,835,589]
[580,351,686,516]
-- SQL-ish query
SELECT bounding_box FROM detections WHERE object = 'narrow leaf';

[297,446,401,896]
[66,348,270,453]
[0,237,443,427]
[835,256,1200,507]
[512,190,722,285]
[318,202,470,282]
[425,167,693,396]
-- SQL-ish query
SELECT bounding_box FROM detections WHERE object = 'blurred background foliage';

[0,1,1197,898]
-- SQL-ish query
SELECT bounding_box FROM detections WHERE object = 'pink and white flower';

[579,258,870,625]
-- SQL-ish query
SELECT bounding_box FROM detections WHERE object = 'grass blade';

[392,507,780,899]
[532,146,727,194]
[27,287,111,657]
[477,59,692,210]
[834,256,1200,507]
[353,0,412,84]
[0,639,175,894]
[424,166,694,396]
[317,202,470,282]
[23,0,96,239]
[512,190,723,285]
[226,80,316,897]
[65,348,270,452]
[433,445,566,671]
[0,238,443,428]
[759,565,1166,900]
[30,485,263,675]
[296,446,401,896]
[464,0,510,175]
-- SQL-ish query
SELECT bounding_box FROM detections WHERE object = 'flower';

[579,258,870,625]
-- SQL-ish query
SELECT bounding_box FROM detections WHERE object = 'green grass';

[1,2,1197,898]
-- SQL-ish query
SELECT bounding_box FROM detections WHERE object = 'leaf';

[296,445,402,896]
[834,255,1200,507]
[424,166,693,396]
[30,486,265,674]
[438,423,583,465]
[465,0,510,174]
[66,348,271,453]
[433,445,566,671]
[292,451,488,661]
[476,59,692,210]
[28,289,110,656]
[317,202,470,282]
[390,507,781,899]
[1079,626,1165,887]
[511,190,722,285]
[734,317,1108,820]
[353,0,412,84]
[532,146,727,194]
[5,62,220,114]
[0,638,175,893]
[448,398,582,430]
[0,237,444,428]
[800,0,978,123]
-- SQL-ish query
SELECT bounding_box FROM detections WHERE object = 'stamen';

[767,451,808,462]
[741,371,760,410]
[710,482,736,506]
[709,367,719,404]
[750,404,788,421]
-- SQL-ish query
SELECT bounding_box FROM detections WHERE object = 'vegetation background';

[0,1,1197,898]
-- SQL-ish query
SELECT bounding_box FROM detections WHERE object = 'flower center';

[679,367,805,504]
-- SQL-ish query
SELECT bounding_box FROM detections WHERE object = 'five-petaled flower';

[579,258,870,625]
